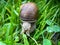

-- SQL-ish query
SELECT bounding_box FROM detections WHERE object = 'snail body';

[20,2,38,36]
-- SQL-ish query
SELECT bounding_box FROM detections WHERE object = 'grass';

[0,0,60,45]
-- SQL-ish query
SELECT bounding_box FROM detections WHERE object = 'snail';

[20,2,38,36]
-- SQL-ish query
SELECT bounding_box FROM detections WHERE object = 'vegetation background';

[0,0,60,45]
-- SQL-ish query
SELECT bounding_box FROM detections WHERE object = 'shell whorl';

[20,2,38,21]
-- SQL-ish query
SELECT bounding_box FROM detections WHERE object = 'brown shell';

[20,2,38,21]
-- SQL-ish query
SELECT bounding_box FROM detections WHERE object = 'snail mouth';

[24,30,27,33]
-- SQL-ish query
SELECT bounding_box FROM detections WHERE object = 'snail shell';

[20,2,38,22]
